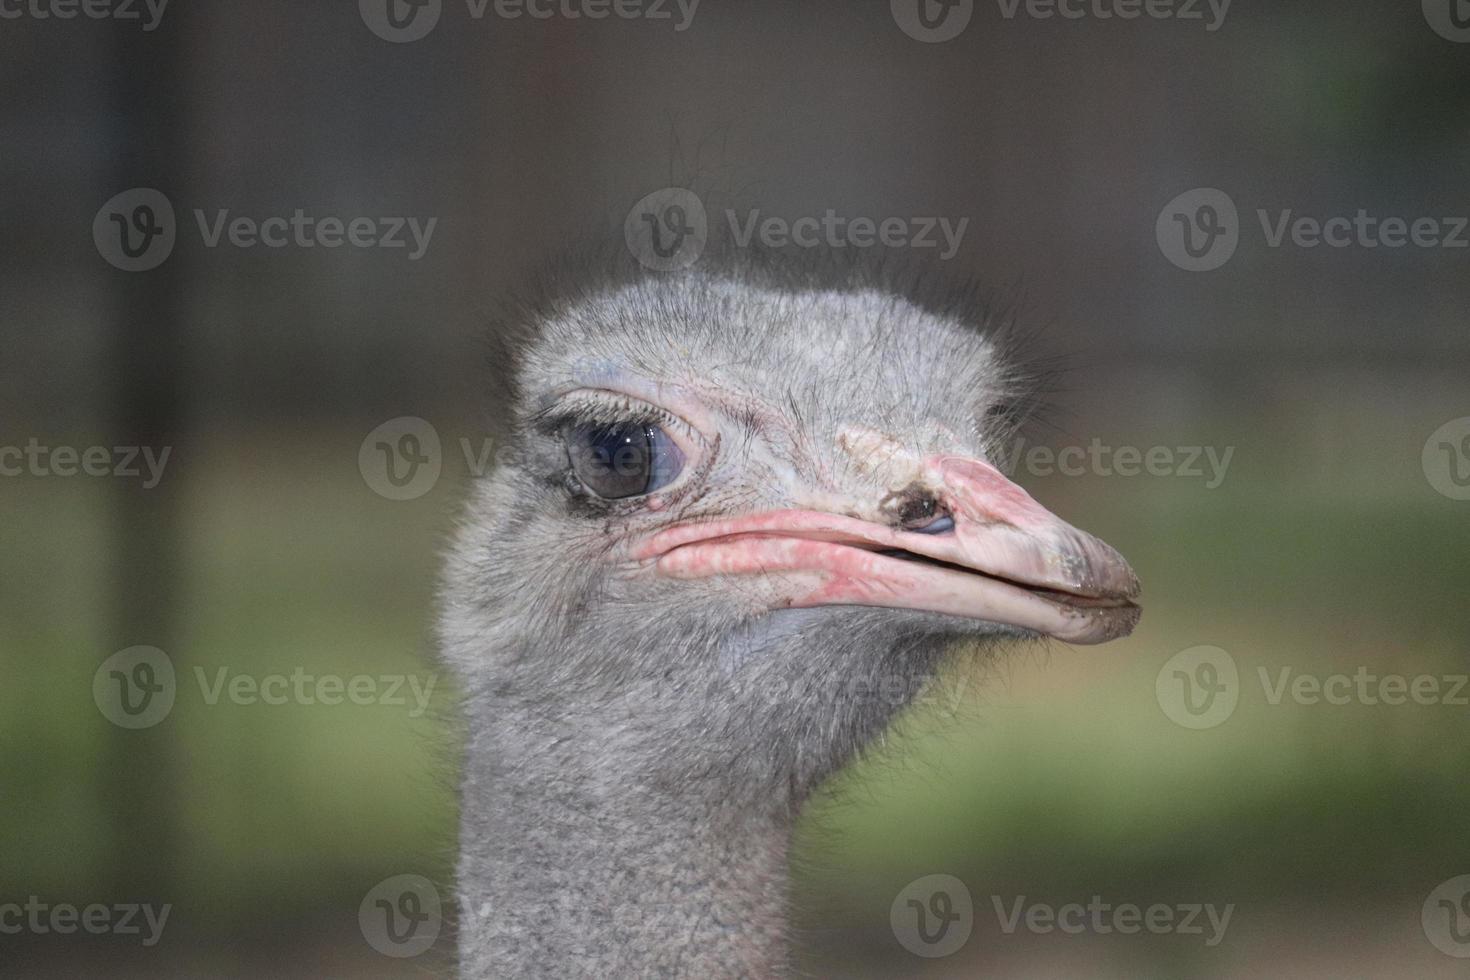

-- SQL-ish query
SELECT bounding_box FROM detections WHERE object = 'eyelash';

[545,405,663,433]
[532,392,699,453]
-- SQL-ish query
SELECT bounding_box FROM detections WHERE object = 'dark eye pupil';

[570,423,653,498]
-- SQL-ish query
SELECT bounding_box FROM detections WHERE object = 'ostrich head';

[440,252,1139,978]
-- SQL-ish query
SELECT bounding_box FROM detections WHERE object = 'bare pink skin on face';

[633,454,1141,645]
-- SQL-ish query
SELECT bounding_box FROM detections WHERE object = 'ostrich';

[438,250,1140,978]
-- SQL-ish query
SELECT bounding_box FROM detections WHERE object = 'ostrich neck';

[457,695,797,979]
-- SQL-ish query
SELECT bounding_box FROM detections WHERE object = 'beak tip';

[1071,601,1143,645]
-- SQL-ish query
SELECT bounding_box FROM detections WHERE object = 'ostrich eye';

[565,422,685,499]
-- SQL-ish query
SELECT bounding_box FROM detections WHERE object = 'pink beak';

[633,455,1140,645]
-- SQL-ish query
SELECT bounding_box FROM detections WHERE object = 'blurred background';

[3,0,1470,976]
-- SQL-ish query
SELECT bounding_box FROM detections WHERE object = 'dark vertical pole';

[101,8,191,911]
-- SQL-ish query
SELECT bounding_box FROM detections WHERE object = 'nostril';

[909,513,954,535]
[879,483,953,533]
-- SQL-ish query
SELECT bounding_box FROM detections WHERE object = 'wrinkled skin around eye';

[565,422,685,499]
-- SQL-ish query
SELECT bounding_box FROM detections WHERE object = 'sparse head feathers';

[482,245,1047,451]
